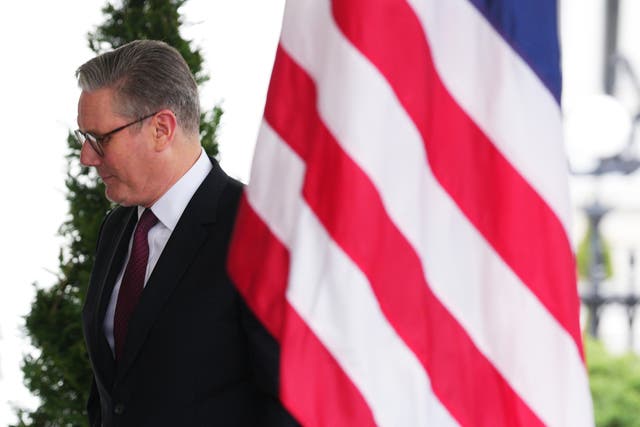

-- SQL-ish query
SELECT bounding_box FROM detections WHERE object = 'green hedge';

[587,337,640,427]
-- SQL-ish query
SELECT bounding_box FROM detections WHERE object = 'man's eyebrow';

[76,118,102,135]
[77,125,102,135]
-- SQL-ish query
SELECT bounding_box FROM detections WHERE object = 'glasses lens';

[74,130,103,156]
[87,134,103,156]
[73,130,86,144]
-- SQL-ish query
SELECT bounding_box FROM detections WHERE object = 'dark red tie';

[114,209,158,361]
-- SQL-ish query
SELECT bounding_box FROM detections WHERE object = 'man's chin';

[105,187,132,207]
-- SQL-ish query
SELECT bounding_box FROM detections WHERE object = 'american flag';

[228,0,594,425]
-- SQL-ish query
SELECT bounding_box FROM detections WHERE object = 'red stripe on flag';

[264,44,544,427]
[228,195,376,426]
[331,0,582,356]
[228,194,289,338]
[280,306,377,427]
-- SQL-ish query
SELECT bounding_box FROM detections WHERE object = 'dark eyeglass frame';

[74,111,158,157]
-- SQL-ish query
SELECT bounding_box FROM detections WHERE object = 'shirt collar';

[138,147,212,231]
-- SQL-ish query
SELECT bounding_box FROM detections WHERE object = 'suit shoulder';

[217,166,245,208]
[225,175,244,198]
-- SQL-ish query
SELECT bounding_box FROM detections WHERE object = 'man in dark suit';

[75,40,297,426]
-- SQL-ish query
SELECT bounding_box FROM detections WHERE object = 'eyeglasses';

[74,112,158,157]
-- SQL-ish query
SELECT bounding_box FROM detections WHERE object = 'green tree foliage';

[16,1,220,425]
[587,338,640,427]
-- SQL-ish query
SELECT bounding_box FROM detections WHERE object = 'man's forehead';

[77,88,117,130]
[79,88,115,108]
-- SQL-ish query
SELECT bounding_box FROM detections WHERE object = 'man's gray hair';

[76,40,200,135]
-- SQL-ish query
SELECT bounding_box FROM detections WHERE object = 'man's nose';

[79,141,102,167]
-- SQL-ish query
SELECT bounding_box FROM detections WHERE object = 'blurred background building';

[563,0,640,354]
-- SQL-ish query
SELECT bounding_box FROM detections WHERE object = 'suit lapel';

[115,159,228,383]
[89,207,137,388]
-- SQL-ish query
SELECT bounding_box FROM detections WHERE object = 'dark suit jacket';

[82,158,297,427]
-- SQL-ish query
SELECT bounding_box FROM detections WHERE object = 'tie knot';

[137,209,159,235]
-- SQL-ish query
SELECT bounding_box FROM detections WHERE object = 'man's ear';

[152,109,177,151]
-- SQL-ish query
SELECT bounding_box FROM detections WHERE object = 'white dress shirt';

[103,148,212,354]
